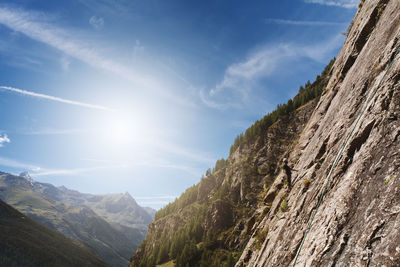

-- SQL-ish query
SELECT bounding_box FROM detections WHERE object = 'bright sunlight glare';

[108,117,135,143]
[94,111,150,148]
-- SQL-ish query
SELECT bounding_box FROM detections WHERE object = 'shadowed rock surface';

[131,0,400,266]
[237,0,400,266]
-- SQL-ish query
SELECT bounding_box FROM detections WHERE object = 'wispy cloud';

[0,7,155,89]
[0,37,45,71]
[33,165,126,177]
[265,18,346,26]
[0,156,41,171]
[0,134,10,147]
[0,155,127,176]
[201,35,344,110]
[89,15,104,29]
[201,44,295,110]
[199,90,240,110]
[304,0,358,9]
[0,151,204,178]
[0,155,130,177]
[0,86,114,111]
[151,139,216,165]
[17,128,86,135]
[0,6,195,109]
[136,159,203,177]
[47,155,204,177]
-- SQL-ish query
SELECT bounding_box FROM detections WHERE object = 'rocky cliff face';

[130,98,321,266]
[131,0,400,266]
[237,0,400,266]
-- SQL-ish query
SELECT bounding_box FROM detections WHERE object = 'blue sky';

[0,0,357,209]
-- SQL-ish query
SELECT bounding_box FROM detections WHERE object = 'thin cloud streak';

[0,86,114,111]
[151,139,216,165]
[0,156,41,171]
[304,0,358,9]
[134,135,216,165]
[0,7,196,109]
[0,154,203,179]
[35,160,201,178]
[265,18,346,26]
[18,128,87,135]
[199,89,239,110]
[0,7,154,88]
[135,160,202,177]
[0,156,125,177]
[33,165,126,177]
[202,35,344,110]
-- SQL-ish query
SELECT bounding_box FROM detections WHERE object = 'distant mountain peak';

[19,171,34,186]
[0,171,150,266]
[123,191,133,199]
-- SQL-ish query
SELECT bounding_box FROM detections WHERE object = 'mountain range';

[0,198,108,266]
[0,171,155,267]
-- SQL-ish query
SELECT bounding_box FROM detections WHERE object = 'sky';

[0,0,357,209]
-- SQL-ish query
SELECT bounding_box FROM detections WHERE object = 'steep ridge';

[237,0,400,266]
[131,0,400,266]
[0,199,107,267]
[130,59,334,266]
[43,185,153,228]
[0,172,151,267]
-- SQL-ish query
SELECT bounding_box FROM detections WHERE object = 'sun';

[96,112,139,147]
[88,107,156,153]
[109,117,134,143]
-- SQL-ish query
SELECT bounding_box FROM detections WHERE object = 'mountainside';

[0,172,151,267]
[0,199,107,267]
[131,0,400,266]
[237,0,400,265]
[43,184,153,228]
[130,59,334,266]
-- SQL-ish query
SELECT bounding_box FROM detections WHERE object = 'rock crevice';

[236,0,400,266]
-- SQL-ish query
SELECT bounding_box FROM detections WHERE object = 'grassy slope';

[0,173,137,267]
[0,200,108,267]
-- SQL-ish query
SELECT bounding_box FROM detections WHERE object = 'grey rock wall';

[236,0,400,266]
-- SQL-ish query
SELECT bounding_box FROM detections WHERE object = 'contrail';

[0,7,198,109]
[0,86,113,111]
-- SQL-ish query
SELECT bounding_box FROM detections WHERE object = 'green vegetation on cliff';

[155,185,199,221]
[132,58,335,267]
[230,58,335,155]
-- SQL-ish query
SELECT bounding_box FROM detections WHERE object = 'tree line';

[229,58,335,155]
